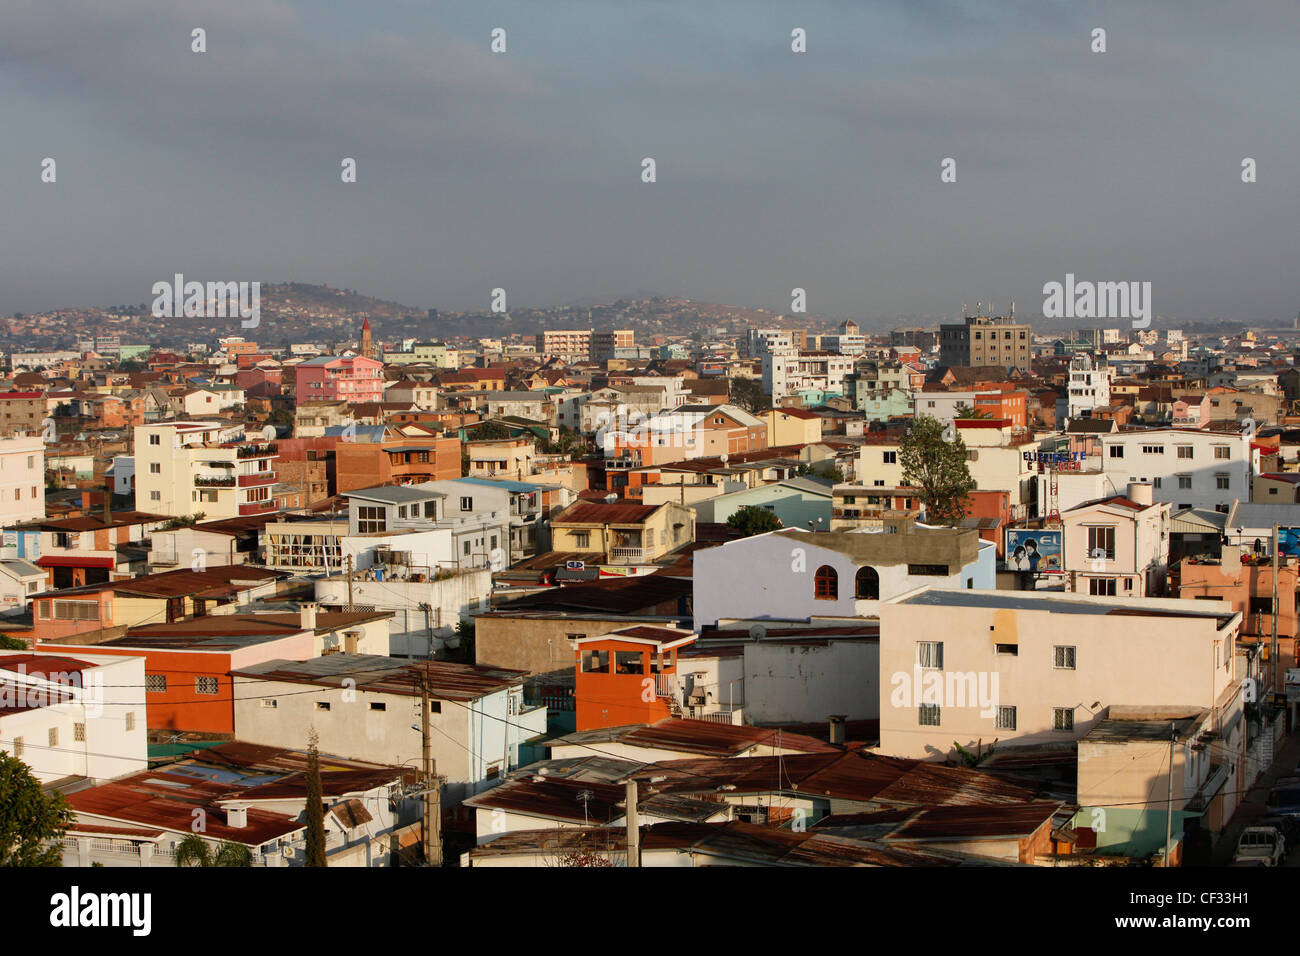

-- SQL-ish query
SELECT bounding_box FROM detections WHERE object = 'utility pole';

[1273,524,1280,700]
[1165,721,1176,867]
[420,672,442,866]
[346,553,354,612]
[625,777,640,867]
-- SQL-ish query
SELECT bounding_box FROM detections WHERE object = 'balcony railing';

[236,442,278,459]
[238,471,278,487]
[194,476,236,487]
[609,547,645,564]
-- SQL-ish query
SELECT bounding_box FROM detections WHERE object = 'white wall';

[743,640,880,723]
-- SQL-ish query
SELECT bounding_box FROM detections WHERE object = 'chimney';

[226,805,247,829]
[299,601,318,631]
[1127,481,1153,507]
[828,714,847,746]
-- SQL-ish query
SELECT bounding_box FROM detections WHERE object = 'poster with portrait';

[1005,530,1063,574]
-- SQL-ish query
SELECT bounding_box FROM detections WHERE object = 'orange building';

[1176,546,1299,694]
[335,435,463,492]
[35,617,318,733]
[574,625,697,731]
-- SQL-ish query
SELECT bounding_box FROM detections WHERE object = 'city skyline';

[3,0,1297,321]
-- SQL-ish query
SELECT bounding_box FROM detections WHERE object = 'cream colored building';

[877,588,1244,764]
[0,435,45,527]
[134,422,279,520]
[762,408,823,447]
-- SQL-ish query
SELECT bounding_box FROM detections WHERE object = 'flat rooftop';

[896,588,1238,626]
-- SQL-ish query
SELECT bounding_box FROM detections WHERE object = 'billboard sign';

[1006,529,1063,574]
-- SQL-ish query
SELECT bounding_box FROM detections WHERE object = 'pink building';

[294,355,384,404]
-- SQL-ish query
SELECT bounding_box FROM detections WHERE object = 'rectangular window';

[196,676,219,695]
[573,531,591,548]
[1054,645,1076,669]
[1177,446,1194,459]
[1108,446,1124,458]
[908,564,949,576]
[1214,446,1231,460]
[49,727,58,748]
[883,451,897,464]
[369,702,387,711]
[1141,445,1164,455]
[424,500,437,518]
[1216,474,1230,490]
[146,674,167,693]
[261,699,278,709]
[149,434,161,445]
[995,706,1017,731]
[12,737,22,758]
[1178,475,1192,489]
[1053,708,1075,732]
[614,651,644,674]
[460,496,473,511]
[1087,526,1115,560]
[74,723,85,742]
[316,701,331,711]
[995,643,1018,655]
[1089,578,1117,596]
[917,641,944,669]
[581,649,609,673]
[125,712,135,732]
[918,704,941,726]
[357,506,386,534]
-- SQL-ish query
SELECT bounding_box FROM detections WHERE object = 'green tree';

[174,834,253,867]
[304,730,328,867]
[898,415,975,526]
[0,635,26,651]
[0,751,73,866]
[727,377,769,414]
[725,505,783,537]
[470,420,514,441]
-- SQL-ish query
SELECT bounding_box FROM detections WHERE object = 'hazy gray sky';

[3,0,1297,323]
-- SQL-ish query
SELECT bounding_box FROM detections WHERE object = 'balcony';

[236,442,278,459]
[608,547,645,564]
[238,471,278,488]
[238,500,278,516]
[194,476,236,488]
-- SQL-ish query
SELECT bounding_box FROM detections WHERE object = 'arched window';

[855,566,880,600]
[814,565,838,600]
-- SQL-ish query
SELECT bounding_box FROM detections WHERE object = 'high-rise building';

[938,314,1032,371]
[536,329,592,361]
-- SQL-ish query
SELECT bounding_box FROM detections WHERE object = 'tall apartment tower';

[938,313,1032,371]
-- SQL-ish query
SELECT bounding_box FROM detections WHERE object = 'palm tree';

[174,834,253,867]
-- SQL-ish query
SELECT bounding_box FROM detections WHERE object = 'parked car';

[1267,785,1300,816]
[1259,813,1300,842]
[1233,826,1286,866]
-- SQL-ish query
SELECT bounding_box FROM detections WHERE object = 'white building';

[232,654,547,803]
[1063,353,1112,422]
[0,651,148,785]
[1100,428,1254,513]
[692,522,996,627]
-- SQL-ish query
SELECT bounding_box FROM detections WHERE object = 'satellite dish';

[749,624,766,641]
[261,425,276,441]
